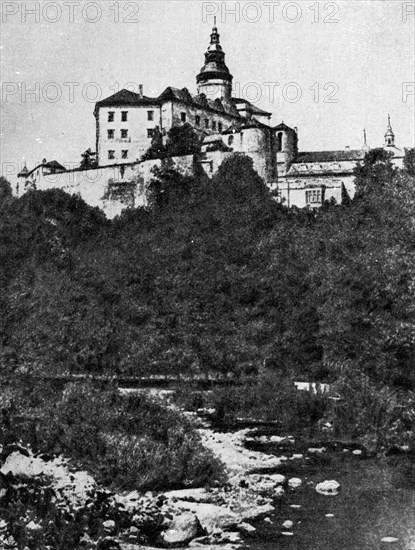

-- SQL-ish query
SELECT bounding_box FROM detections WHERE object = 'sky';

[1,0,414,176]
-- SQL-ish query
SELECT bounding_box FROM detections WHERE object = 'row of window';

[108,150,128,160]
[107,129,129,139]
[184,112,223,132]
[107,109,224,132]
[108,111,128,122]
[305,190,322,204]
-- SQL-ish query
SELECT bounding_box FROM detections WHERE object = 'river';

[241,433,415,550]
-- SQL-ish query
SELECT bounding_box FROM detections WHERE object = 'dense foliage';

[1,151,414,391]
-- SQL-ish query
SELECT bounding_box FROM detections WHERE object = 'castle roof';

[95,87,242,119]
[296,150,365,163]
[17,165,29,177]
[94,89,159,112]
[274,122,295,132]
[233,98,272,118]
[43,160,66,171]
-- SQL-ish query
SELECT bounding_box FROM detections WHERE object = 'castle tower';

[196,19,233,102]
[384,114,395,147]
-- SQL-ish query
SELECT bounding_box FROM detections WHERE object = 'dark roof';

[274,122,295,132]
[233,97,272,117]
[17,166,29,177]
[296,150,366,163]
[158,87,241,118]
[44,160,66,171]
[94,89,160,113]
[95,87,242,119]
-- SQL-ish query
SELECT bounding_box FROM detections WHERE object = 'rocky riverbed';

[0,427,295,549]
[2,424,415,549]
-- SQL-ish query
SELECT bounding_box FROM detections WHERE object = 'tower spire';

[362,128,369,151]
[384,114,395,147]
[196,22,233,102]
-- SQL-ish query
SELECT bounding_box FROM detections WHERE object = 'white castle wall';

[17,156,195,219]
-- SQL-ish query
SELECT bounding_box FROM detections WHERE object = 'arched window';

[276,132,283,152]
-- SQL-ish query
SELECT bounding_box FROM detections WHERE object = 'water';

[243,436,415,550]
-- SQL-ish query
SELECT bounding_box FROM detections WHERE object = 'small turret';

[384,114,395,147]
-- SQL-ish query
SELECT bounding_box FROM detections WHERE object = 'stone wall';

[16,155,195,219]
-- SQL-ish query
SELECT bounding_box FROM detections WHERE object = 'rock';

[79,533,95,547]
[160,512,202,547]
[381,537,399,543]
[275,486,285,497]
[352,449,363,456]
[220,531,242,543]
[316,480,341,496]
[269,474,285,485]
[26,521,41,531]
[240,502,274,522]
[325,514,334,518]
[308,447,326,454]
[288,478,302,489]
[103,520,116,533]
[173,502,240,533]
[189,535,212,546]
[237,522,256,535]
[282,531,294,536]
[282,520,294,529]
[163,488,212,503]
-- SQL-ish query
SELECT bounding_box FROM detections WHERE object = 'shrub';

[327,368,415,454]
[34,383,225,491]
[207,373,329,432]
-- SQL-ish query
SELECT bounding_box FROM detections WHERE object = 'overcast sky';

[1,0,414,173]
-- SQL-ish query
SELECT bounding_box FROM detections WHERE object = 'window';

[121,150,128,159]
[306,189,322,204]
[108,112,114,122]
[121,129,128,139]
[212,121,217,131]
[121,111,128,122]
[107,129,115,139]
[181,112,187,122]
[147,111,154,121]
[195,115,201,126]
[108,150,115,160]
[228,135,234,146]
[205,119,209,128]
[218,122,223,132]
[147,129,154,138]
[276,132,283,152]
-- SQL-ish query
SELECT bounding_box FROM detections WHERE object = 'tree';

[141,126,167,161]
[403,148,415,177]
[165,124,201,157]
[353,148,395,199]
[0,176,13,202]
[79,148,98,170]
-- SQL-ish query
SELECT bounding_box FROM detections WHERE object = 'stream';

[241,432,415,550]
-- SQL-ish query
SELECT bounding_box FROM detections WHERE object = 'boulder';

[315,480,340,496]
[172,502,241,533]
[288,478,302,489]
[160,512,202,547]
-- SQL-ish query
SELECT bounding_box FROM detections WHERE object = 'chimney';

[139,84,143,97]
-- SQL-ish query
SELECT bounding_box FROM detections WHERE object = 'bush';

[327,368,415,454]
[206,373,329,432]
[34,383,225,491]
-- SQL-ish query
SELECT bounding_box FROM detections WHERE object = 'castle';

[15,22,405,216]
